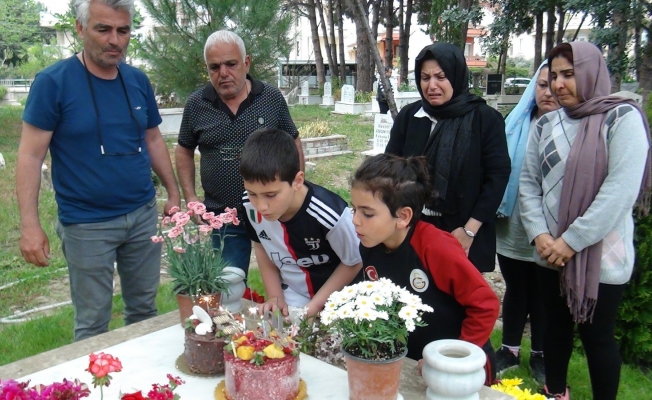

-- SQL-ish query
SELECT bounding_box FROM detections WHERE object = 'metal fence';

[0,79,33,88]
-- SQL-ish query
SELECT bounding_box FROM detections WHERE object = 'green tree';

[0,0,49,69]
[138,0,292,100]
[414,0,483,50]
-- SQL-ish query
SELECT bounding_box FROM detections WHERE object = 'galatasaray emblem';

[409,269,428,293]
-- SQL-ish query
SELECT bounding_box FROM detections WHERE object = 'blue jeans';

[212,223,252,275]
[56,198,161,341]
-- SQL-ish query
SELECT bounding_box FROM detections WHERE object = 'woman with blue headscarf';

[494,62,559,383]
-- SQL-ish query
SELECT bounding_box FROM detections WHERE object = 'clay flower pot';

[343,346,407,400]
[421,339,486,400]
[176,292,221,326]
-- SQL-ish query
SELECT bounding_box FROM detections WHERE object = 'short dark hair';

[240,128,300,185]
[384,66,392,72]
[352,154,432,227]
[547,43,573,66]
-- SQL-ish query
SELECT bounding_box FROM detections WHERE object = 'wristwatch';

[462,227,476,238]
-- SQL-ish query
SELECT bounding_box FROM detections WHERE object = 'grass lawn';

[0,104,651,399]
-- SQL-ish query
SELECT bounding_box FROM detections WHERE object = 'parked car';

[504,77,531,88]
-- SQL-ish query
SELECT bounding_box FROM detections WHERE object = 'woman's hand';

[541,237,576,268]
[451,227,473,256]
[417,359,424,376]
[534,233,555,260]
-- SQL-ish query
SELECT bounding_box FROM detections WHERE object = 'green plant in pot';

[152,202,240,324]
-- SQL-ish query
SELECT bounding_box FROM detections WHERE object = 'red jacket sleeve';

[413,223,499,347]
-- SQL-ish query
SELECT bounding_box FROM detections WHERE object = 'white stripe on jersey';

[307,198,340,228]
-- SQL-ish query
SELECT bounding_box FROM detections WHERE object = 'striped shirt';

[243,181,361,306]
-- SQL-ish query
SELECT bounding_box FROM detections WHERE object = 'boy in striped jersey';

[240,128,362,317]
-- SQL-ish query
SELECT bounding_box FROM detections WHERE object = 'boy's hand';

[257,297,289,317]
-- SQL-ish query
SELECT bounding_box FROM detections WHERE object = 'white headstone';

[613,90,643,105]
[341,85,355,103]
[301,81,309,96]
[389,77,398,90]
[323,82,332,97]
[372,81,378,93]
[373,113,393,151]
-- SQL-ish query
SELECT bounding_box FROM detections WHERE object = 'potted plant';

[321,278,433,400]
[152,202,240,324]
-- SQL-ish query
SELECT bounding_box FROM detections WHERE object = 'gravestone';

[487,74,503,95]
[324,82,332,97]
[362,113,393,157]
[321,82,334,106]
[372,81,378,93]
[372,113,393,151]
[613,90,642,105]
[341,85,355,103]
[299,81,321,105]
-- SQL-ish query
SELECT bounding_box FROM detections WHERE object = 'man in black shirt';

[176,30,304,275]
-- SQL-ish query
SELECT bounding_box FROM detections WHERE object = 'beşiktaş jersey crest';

[242,182,362,306]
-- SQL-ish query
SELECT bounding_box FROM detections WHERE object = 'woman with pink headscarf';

[519,41,651,400]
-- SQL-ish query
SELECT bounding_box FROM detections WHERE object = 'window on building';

[509,46,513,56]
[464,43,471,56]
[296,41,300,57]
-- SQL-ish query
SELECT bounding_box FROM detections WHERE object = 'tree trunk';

[457,0,473,51]
[399,0,412,87]
[384,0,393,67]
[306,0,326,86]
[327,0,340,78]
[608,6,628,93]
[571,13,587,41]
[349,0,373,91]
[534,12,543,70]
[354,0,398,117]
[337,0,347,84]
[555,5,565,45]
[316,0,335,81]
[371,0,381,83]
[496,52,502,75]
[545,2,556,59]
[500,40,508,75]
[634,19,641,82]
[640,30,652,105]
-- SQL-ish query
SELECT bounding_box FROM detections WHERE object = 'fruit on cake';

[222,330,300,400]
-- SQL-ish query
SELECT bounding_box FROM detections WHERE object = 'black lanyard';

[82,51,143,156]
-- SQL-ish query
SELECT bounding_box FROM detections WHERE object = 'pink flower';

[150,236,165,243]
[171,212,190,227]
[161,216,171,226]
[220,212,233,225]
[168,206,180,214]
[173,247,186,254]
[201,212,215,221]
[87,352,122,380]
[193,203,207,216]
[225,207,240,226]
[209,217,223,230]
[198,225,213,235]
[167,226,183,239]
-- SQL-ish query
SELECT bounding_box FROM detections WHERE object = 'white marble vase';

[422,339,486,400]
[219,267,246,313]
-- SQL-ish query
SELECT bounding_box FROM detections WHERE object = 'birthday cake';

[219,330,301,400]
